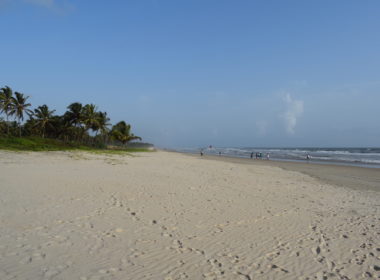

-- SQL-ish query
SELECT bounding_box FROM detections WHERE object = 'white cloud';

[282,93,303,135]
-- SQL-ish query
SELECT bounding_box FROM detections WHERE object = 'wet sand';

[185,153,380,192]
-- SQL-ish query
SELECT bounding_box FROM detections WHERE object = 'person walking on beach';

[306,154,311,161]
[266,153,270,160]
[250,152,254,159]
[200,150,204,156]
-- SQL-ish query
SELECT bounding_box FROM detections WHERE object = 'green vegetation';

[110,121,142,146]
[0,85,152,153]
[0,136,153,153]
[0,136,81,151]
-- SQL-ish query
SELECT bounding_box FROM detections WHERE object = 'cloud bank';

[282,93,304,135]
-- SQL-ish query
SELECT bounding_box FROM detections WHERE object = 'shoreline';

[179,152,380,192]
[173,148,380,169]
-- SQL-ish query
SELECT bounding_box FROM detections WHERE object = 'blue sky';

[1,0,379,148]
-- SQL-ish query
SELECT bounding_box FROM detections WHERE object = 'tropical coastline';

[177,147,380,169]
[1,1,380,279]
[181,152,380,192]
[0,150,379,279]
[0,86,148,153]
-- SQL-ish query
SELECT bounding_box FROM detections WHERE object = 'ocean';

[177,147,380,168]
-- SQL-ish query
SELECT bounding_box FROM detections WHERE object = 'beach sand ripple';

[0,151,379,279]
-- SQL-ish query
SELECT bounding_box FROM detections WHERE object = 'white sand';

[0,151,379,280]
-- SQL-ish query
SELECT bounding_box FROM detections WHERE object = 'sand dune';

[0,151,379,279]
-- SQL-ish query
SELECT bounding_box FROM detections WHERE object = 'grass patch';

[0,136,79,151]
[0,137,154,153]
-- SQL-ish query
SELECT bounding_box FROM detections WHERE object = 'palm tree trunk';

[6,114,9,136]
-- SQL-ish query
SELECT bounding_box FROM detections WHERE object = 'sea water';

[177,147,380,168]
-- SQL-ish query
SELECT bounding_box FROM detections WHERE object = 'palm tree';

[64,102,83,127]
[0,86,14,135]
[82,104,99,134]
[111,121,141,146]
[96,111,111,143]
[33,104,56,138]
[9,92,33,137]
[0,117,6,135]
[63,102,84,142]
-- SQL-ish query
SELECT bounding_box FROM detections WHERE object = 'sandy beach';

[0,150,379,280]
[188,153,380,192]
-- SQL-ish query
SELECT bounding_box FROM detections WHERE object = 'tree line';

[0,86,141,147]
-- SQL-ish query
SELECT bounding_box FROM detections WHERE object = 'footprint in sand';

[312,246,321,255]
[20,252,46,264]
[269,264,289,273]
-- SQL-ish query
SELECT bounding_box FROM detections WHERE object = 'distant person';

[200,150,204,156]
[306,154,311,161]
[255,152,258,159]
[219,151,221,156]
[250,152,254,159]
[266,153,270,160]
